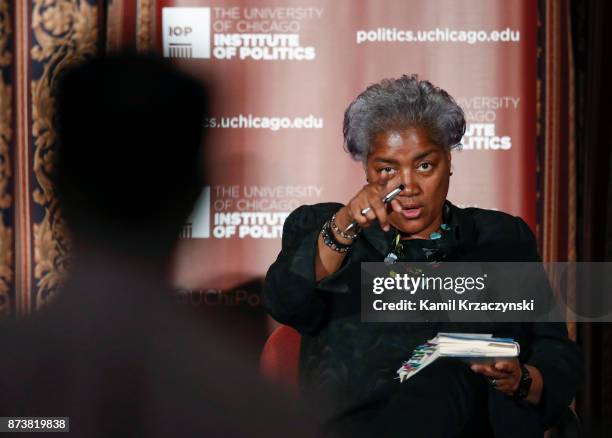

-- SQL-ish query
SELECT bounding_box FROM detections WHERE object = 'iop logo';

[162,7,211,59]
[183,186,211,238]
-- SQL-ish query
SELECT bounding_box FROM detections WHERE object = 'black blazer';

[263,201,584,437]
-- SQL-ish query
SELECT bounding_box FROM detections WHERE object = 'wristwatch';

[512,364,533,400]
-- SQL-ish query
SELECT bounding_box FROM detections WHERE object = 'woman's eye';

[378,167,396,176]
[418,162,433,171]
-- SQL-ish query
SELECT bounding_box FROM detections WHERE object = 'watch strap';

[512,364,532,400]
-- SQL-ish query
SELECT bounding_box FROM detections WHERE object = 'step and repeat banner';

[154,0,537,292]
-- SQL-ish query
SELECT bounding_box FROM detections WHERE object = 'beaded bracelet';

[330,213,360,241]
[320,219,352,253]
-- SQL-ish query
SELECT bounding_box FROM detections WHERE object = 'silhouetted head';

[54,53,208,258]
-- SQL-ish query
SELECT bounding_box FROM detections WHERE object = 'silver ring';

[360,206,371,216]
[490,378,497,387]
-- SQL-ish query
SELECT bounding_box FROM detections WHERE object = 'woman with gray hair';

[263,75,583,437]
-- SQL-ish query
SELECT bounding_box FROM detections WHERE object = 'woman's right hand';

[316,185,401,280]
[334,184,403,235]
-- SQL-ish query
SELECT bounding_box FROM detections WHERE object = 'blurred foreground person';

[0,54,316,437]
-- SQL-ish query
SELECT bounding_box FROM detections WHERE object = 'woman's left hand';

[470,358,521,396]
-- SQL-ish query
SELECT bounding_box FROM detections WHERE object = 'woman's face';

[365,126,451,238]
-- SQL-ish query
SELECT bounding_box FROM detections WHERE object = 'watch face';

[517,366,532,399]
[523,367,532,384]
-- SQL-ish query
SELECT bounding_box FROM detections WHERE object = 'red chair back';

[260,325,301,394]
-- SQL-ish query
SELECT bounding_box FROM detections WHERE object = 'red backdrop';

[153,0,537,291]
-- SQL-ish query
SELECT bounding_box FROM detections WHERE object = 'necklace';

[384,222,451,265]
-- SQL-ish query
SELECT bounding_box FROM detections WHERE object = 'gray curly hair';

[343,74,465,162]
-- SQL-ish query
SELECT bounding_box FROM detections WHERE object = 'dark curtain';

[571,0,612,435]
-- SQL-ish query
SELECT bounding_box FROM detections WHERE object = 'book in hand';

[397,333,520,383]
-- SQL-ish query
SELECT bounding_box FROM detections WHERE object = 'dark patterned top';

[263,201,584,435]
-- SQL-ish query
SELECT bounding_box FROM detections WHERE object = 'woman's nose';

[399,170,421,196]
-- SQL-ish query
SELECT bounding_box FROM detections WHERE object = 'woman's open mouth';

[400,205,423,219]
